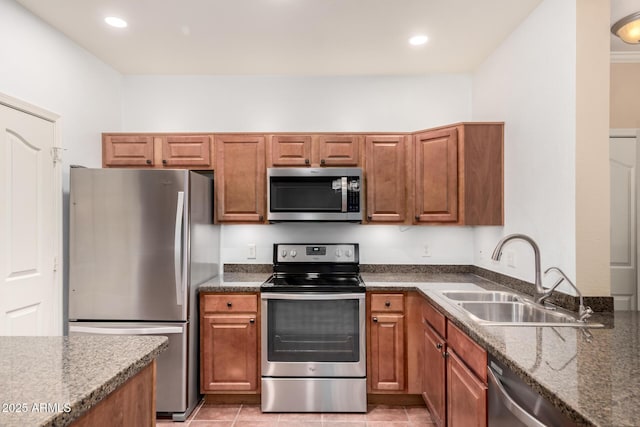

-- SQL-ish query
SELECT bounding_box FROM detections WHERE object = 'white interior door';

[610,135,638,311]
[0,102,59,334]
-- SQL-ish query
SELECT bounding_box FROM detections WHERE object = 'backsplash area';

[220,224,475,265]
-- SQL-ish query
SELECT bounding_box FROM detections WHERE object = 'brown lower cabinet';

[200,293,259,393]
[72,361,156,426]
[420,296,488,427]
[368,293,406,393]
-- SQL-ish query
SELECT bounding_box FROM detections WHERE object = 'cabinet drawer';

[371,293,404,312]
[422,299,446,338]
[202,294,258,313]
[447,322,487,383]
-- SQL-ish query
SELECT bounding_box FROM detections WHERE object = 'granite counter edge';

[43,337,169,427]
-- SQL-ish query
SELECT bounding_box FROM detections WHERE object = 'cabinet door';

[201,314,258,392]
[414,128,458,223]
[447,350,487,427]
[423,323,446,427]
[365,136,407,223]
[369,313,405,392]
[162,135,212,167]
[103,135,154,167]
[215,135,266,222]
[318,135,360,166]
[269,135,312,166]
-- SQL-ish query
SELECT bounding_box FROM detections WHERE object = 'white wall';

[471,0,578,291]
[122,74,476,264]
[0,0,122,176]
[222,224,474,265]
[122,74,471,132]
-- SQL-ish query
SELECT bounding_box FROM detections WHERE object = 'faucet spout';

[543,267,592,322]
[491,234,545,303]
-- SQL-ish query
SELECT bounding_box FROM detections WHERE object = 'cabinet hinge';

[53,256,58,272]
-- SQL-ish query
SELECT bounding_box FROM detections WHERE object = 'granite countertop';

[0,335,168,427]
[201,270,634,426]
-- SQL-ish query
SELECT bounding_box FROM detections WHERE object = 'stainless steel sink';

[457,301,603,327]
[440,291,521,302]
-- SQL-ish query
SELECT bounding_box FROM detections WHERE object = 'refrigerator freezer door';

[69,322,191,417]
[69,169,191,321]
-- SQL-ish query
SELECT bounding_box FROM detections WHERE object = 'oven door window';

[267,298,360,362]
[270,177,343,212]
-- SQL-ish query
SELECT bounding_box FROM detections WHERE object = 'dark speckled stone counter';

[200,268,629,426]
[0,335,167,427]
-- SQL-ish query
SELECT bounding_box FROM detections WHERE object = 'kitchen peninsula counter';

[200,269,633,426]
[0,335,168,427]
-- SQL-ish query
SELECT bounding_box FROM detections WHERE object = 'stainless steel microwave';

[267,167,363,222]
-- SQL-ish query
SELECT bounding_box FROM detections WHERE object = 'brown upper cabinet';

[268,135,312,167]
[318,135,360,166]
[267,134,361,167]
[215,134,266,223]
[162,135,212,167]
[412,123,503,225]
[103,133,212,169]
[365,135,409,223]
[103,135,155,167]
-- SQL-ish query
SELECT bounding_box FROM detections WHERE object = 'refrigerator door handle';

[69,325,184,335]
[174,191,185,306]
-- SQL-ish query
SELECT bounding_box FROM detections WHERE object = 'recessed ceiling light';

[105,16,128,28]
[409,35,428,46]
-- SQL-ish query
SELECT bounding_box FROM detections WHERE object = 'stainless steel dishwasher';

[488,356,577,427]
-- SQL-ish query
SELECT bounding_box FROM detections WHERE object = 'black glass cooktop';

[260,273,365,292]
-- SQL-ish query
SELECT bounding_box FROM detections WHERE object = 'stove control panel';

[275,244,358,263]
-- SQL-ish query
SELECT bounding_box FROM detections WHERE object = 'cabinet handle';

[162,159,167,165]
[146,159,152,165]
[373,317,378,323]
[320,159,326,166]
[249,318,255,324]
[436,343,443,349]
[385,301,391,307]
[305,159,310,165]
[227,302,232,308]
[442,351,449,358]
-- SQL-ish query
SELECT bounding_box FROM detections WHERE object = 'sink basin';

[457,301,603,327]
[441,291,521,302]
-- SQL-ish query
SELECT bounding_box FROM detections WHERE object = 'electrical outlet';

[422,244,432,257]
[506,250,516,268]
[247,243,256,259]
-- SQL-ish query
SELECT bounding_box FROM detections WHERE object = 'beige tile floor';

[156,402,435,426]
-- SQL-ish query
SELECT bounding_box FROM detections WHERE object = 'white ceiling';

[15,0,640,75]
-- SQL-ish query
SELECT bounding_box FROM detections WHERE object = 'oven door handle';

[260,292,365,301]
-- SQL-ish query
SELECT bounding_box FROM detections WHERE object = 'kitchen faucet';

[491,234,546,304]
[543,267,593,322]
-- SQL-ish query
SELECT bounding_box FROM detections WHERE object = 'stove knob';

[281,250,287,258]
[335,249,343,258]
[290,250,297,258]
[346,249,353,258]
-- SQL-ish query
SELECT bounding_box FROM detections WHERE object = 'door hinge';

[51,147,65,164]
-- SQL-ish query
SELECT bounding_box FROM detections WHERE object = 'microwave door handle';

[341,177,348,212]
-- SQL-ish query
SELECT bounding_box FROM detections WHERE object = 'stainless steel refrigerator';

[68,168,219,421]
